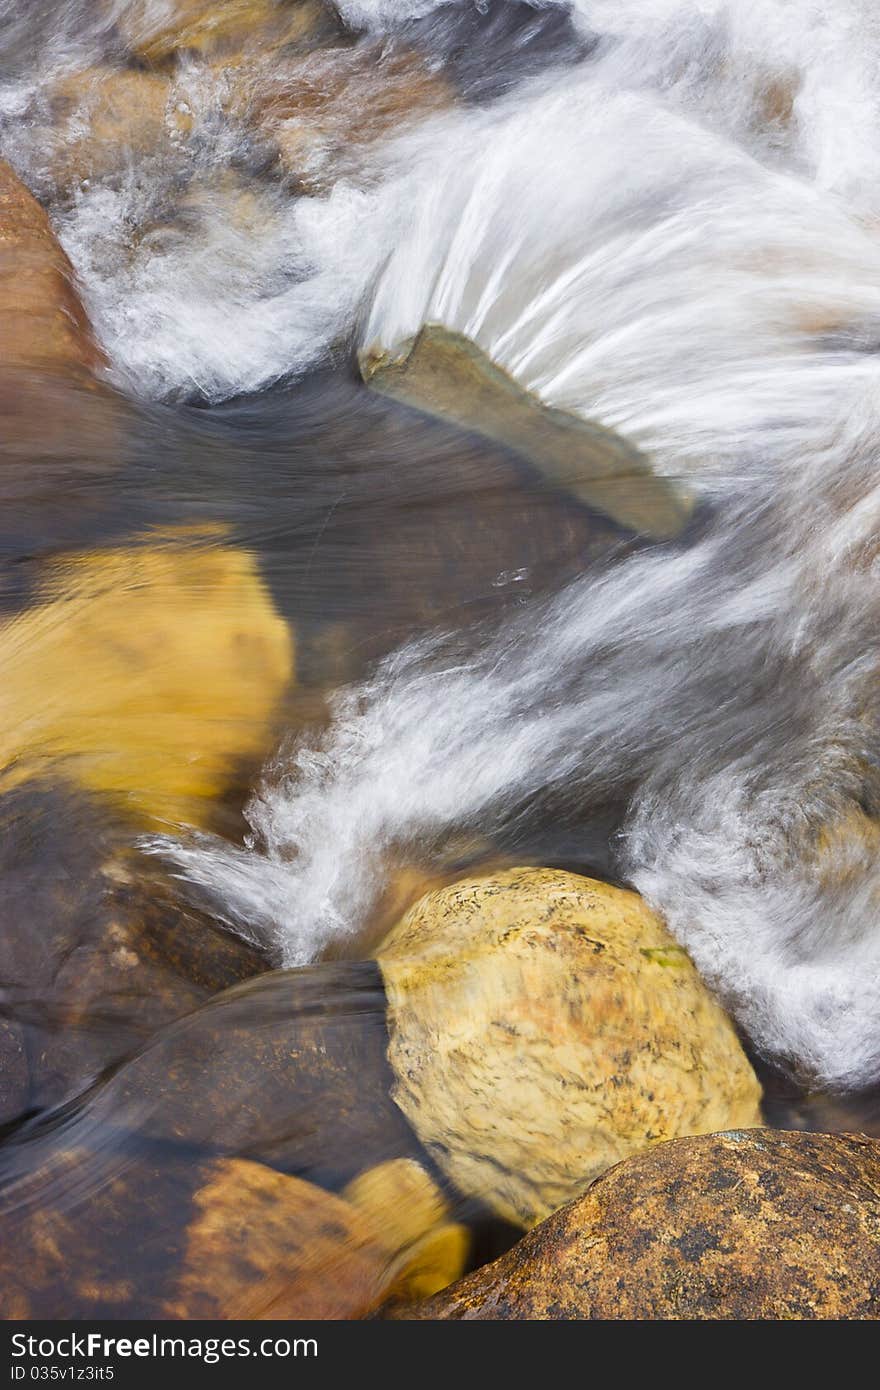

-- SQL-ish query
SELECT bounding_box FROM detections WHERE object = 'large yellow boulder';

[0,527,294,827]
[377,868,762,1228]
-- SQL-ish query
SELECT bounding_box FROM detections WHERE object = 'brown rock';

[377,868,763,1227]
[0,160,105,376]
[404,1130,880,1320]
[39,67,194,198]
[0,784,268,1113]
[118,0,340,64]
[244,42,451,192]
[72,961,436,1191]
[0,1148,396,1319]
[0,1020,28,1127]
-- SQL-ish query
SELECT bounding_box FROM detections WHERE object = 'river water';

[2,0,880,1314]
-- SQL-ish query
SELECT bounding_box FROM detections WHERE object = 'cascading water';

[5,0,880,1092]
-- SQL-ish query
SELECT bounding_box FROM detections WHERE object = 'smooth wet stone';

[0,1021,28,1127]
[360,325,693,540]
[0,160,105,377]
[343,1157,470,1303]
[377,868,763,1228]
[0,1148,399,1319]
[0,526,294,828]
[0,784,268,1114]
[118,0,339,64]
[403,1131,880,1320]
[78,963,437,1192]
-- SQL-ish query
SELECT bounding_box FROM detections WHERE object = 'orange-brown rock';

[0,160,105,377]
[403,1130,880,1320]
[39,67,194,197]
[118,0,340,64]
[0,1149,398,1319]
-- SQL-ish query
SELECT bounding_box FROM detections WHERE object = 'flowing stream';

[4,0,880,1192]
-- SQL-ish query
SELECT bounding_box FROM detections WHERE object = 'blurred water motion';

[3,0,880,1320]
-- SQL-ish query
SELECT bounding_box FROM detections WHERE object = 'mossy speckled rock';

[404,1130,880,1320]
[377,868,762,1228]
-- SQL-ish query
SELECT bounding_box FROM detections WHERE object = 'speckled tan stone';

[403,1130,880,1320]
[377,868,762,1228]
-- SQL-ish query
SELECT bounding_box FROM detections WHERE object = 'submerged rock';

[71,963,436,1192]
[0,1021,28,1128]
[117,0,339,64]
[0,525,294,828]
[243,42,452,193]
[360,325,693,540]
[0,160,105,377]
[343,1158,470,1303]
[0,1148,407,1319]
[0,785,267,1117]
[377,868,762,1227]
[39,67,196,198]
[403,1130,880,1320]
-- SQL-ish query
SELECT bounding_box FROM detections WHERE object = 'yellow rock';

[361,324,693,539]
[377,867,763,1229]
[0,527,294,827]
[119,0,339,64]
[343,1157,469,1303]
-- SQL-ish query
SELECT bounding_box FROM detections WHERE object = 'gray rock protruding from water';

[360,324,693,540]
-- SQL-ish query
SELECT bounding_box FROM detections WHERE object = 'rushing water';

[3,0,880,1237]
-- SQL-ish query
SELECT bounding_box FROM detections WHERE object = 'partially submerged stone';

[0,526,294,827]
[343,1157,470,1302]
[377,868,762,1227]
[360,325,692,539]
[0,160,105,376]
[403,1130,880,1319]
